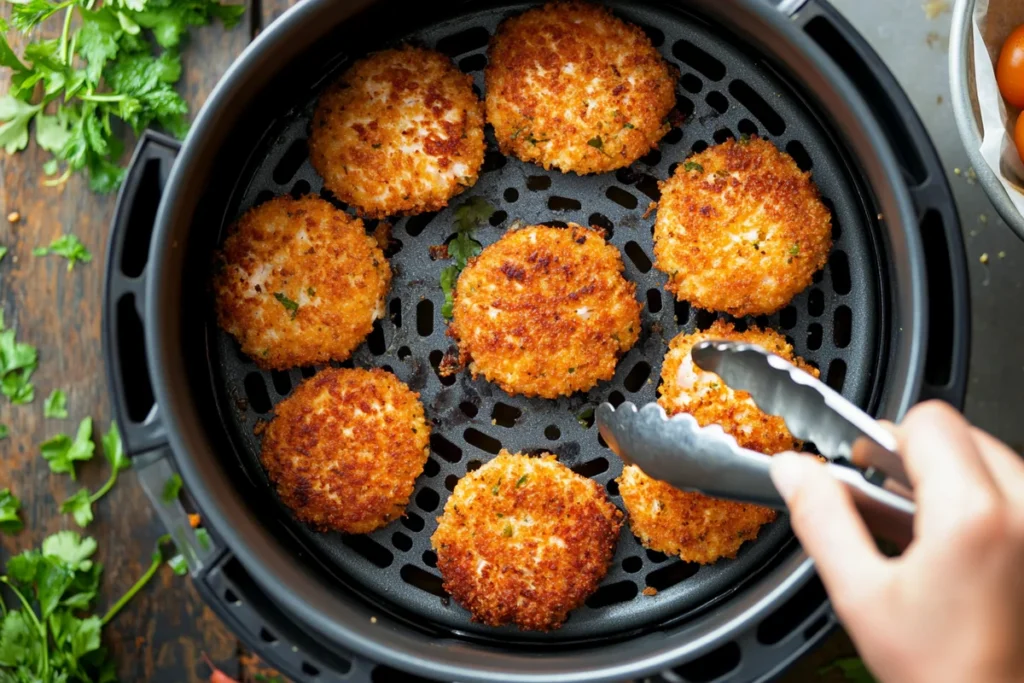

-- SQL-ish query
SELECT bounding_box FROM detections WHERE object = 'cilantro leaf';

[40,417,95,479]
[195,527,212,551]
[0,96,42,155]
[62,421,129,526]
[162,473,183,503]
[0,424,7,439]
[167,554,188,576]
[587,136,604,150]
[101,420,128,472]
[60,488,94,528]
[273,292,299,319]
[0,488,23,535]
[683,161,704,172]
[440,265,459,319]
[0,310,38,405]
[453,196,495,233]
[42,531,97,572]
[34,234,93,270]
[440,198,492,319]
[0,246,7,263]
[44,389,69,418]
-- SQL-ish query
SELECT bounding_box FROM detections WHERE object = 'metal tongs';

[597,341,916,545]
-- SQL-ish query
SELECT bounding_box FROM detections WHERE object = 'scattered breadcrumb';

[922,1,950,20]
[188,513,201,528]
[642,586,657,596]
[6,211,19,223]
[999,251,1006,259]
[980,253,989,264]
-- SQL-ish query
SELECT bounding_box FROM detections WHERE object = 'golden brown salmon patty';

[654,137,832,316]
[432,451,623,631]
[213,195,390,370]
[449,224,641,399]
[618,321,819,564]
[261,367,430,534]
[309,45,486,219]
[485,2,677,174]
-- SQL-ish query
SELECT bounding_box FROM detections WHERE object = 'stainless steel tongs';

[596,341,915,545]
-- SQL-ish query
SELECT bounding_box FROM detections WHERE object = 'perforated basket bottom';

[208,0,881,644]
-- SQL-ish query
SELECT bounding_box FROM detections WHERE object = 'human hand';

[770,401,1024,683]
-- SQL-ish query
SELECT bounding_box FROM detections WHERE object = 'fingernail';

[770,453,810,500]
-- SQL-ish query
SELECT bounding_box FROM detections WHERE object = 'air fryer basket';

[103,0,968,680]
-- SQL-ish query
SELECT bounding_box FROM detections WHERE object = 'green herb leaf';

[162,473,182,503]
[60,488,94,528]
[34,234,93,271]
[587,136,604,150]
[739,133,751,144]
[501,523,513,538]
[789,243,799,256]
[195,527,212,551]
[441,198,492,318]
[0,308,38,405]
[0,96,42,154]
[44,388,68,418]
[623,122,635,130]
[0,246,8,263]
[453,196,495,233]
[0,488,23,535]
[0,424,7,439]
[440,264,459,319]
[40,417,95,479]
[167,554,188,576]
[683,161,704,172]
[577,406,595,428]
[274,292,299,319]
[102,420,129,472]
[515,474,528,488]
[42,531,97,572]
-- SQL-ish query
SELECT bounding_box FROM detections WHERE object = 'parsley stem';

[88,469,119,504]
[78,93,127,102]
[0,578,48,677]
[101,551,161,626]
[58,6,74,65]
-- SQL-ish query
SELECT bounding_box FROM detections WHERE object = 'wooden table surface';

[0,3,859,681]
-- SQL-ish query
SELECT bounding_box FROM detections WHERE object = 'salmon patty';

[654,137,832,316]
[310,45,486,218]
[432,451,623,630]
[486,2,677,174]
[618,321,818,564]
[261,367,430,534]
[213,195,390,370]
[449,224,641,399]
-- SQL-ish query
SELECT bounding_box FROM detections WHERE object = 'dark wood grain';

[0,4,254,682]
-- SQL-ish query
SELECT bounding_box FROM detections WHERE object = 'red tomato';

[1015,111,1024,164]
[997,25,1024,108]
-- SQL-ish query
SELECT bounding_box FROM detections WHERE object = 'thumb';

[770,453,887,610]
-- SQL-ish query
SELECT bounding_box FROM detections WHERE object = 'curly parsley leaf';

[40,417,95,480]
[0,488,23,535]
[0,309,38,405]
[44,389,68,418]
[34,234,93,270]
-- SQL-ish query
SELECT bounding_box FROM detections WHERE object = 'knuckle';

[905,400,960,431]
[955,496,1009,542]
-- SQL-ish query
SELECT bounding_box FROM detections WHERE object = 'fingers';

[770,452,887,610]
[970,427,1024,507]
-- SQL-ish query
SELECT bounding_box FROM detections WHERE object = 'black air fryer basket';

[102,0,969,681]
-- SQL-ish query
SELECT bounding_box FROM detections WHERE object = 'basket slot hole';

[920,209,955,386]
[399,564,447,598]
[405,212,437,237]
[635,174,660,201]
[729,80,785,136]
[116,294,156,422]
[712,127,734,145]
[459,53,487,73]
[663,127,684,145]
[585,580,638,608]
[677,95,696,121]
[398,346,412,360]
[671,641,741,683]
[623,362,651,392]
[272,139,308,185]
[289,179,310,199]
[606,479,619,496]
[466,459,483,472]
[372,665,441,683]
[482,150,507,173]
[367,320,386,355]
[672,40,726,81]
[624,241,651,272]
[254,190,275,206]
[464,428,502,454]
[526,175,552,191]
[597,432,609,449]
[223,588,240,605]
[833,305,852,348]
[459,401,478,418]
[341,535,393,568]
[423,458,440,477]
[807,323,823,351]
[259,628,278,644]
[646,548,669,563]
[695,309,717,331]
[270,370,291,396]
[646,289,662,313]
[491,402,522,428]
[807,289,824,317]
[730,318,748,333]
[616,167,641,185]
[622,556,642,573]
[548,196,582,212]
[302,661,321,677]
[120,159,161,278]
[444,474,459,492]
[646,560,699,590]
[402,512,425,532]
[392,532,413,552]
[544,425,560,440]
[243,373,272,414]
[489,210,507,226]
[430,433,462,463]
[503,187,519,203]
[705,91,728,114]
[786,140,813,172]
[606,186,638,210]
[639,148,661,166]
[758,575,827,644]
[680,72,702,94]
[608,390,625,407]
[387,298,402,328]
[804,614,830,641]
[588,212,614,239]
[422,550,438,568]
[577,406,596,429]
[737,118,758,136]
[571,457,609,478]
[540,220,568,229]
[826,358,848,393]
[417,301,434,336]
[639,23,665,47]
[779,305,797,330]
[674,299,690,325]
[416,488,440,512]
[829,251,851,294]
[436,25,490,57]
[300,366,317,378]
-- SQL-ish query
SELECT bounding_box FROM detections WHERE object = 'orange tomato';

[997,25,1024,108]
[1015,111,1024,163]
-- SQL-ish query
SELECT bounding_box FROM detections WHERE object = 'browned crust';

[310,45,486,219]
[653,137,832,316]
[485,2,678,174]
[212,195,391,370]
[260,367,430,535]
[431,451,623,631]
[449,224,642,398]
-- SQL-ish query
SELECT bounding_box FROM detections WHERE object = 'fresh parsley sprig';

[0,0,245,192]
[440,197,494,318]
[43,388,68,418]
[60,421,129,527]
[0,308,39,405]
[33,234,92,270]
